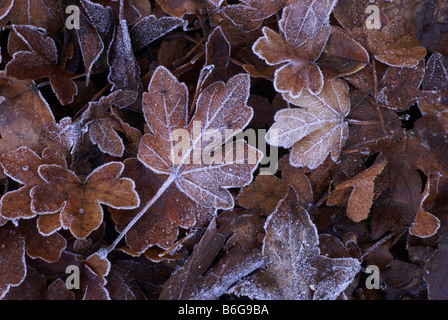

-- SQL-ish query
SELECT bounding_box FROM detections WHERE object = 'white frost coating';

[266,78,350,169]
[280,0,337,49]
[230,189,361,300]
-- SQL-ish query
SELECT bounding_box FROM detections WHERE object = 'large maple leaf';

[138,66,262,209]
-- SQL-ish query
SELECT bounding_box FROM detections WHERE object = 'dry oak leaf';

[0,146,65,220]
[252,23,330,98]
[29,162,140,239]
[5,25,78,105]
[138,66,262,209]
[230,188,360,300]
[266,77,350,170]
[327,159,388,223]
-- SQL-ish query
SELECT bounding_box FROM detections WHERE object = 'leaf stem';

[98,174,176,258]
[345,119,385,125]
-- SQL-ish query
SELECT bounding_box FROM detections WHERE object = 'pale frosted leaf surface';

[76,12,104,81]
[130,15,186,51]
[80,0,114,41]
[110,159,214,252]
[422,52,448,91]
[107,20,142,93]
[253,24,330,97]
[160,211,265,299]
[89,118,125,158]
[233,188,360,300]
[138,66,262,209]
[280,0,337,48]
[266,77,350,169]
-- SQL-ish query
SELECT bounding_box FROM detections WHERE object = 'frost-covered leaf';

[422,52,448,92]
[3,266,46,300]
[46,279,75,300]
[424,248,448,300]
[237,174,288,216]
[280,0,337,48]
[80,0,114,43]
[317,26,369,77]
[0,0,62,35]
[160,211,265,300]
[18,218,67,263]
[130,15,185,51]
[110,158,214,252]
[75,11,104,81]
[327,159,388,223]
[253,24,330,97]
[230,188,360,300]
[0,147,65,220]
[208,0,286,34]
[69,90,139,159]
[0,0,13,20]
[377,60,426,111]
[266,77,350,169]
[138,66,262,209]
[107,20,142,99]
[30,162,140,239]
[5,25,78,105]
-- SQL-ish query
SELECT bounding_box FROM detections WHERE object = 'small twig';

[174,37,205,67]
[98,175,176,258]
[73,83,112,120]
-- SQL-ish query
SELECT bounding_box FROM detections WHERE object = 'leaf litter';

[0,0,447,301]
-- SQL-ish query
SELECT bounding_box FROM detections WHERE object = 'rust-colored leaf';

[253,24,330,97]
[138,66,262,209]
[156,0,206,17]
[327,159,388,223]
[30,162,140,239]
